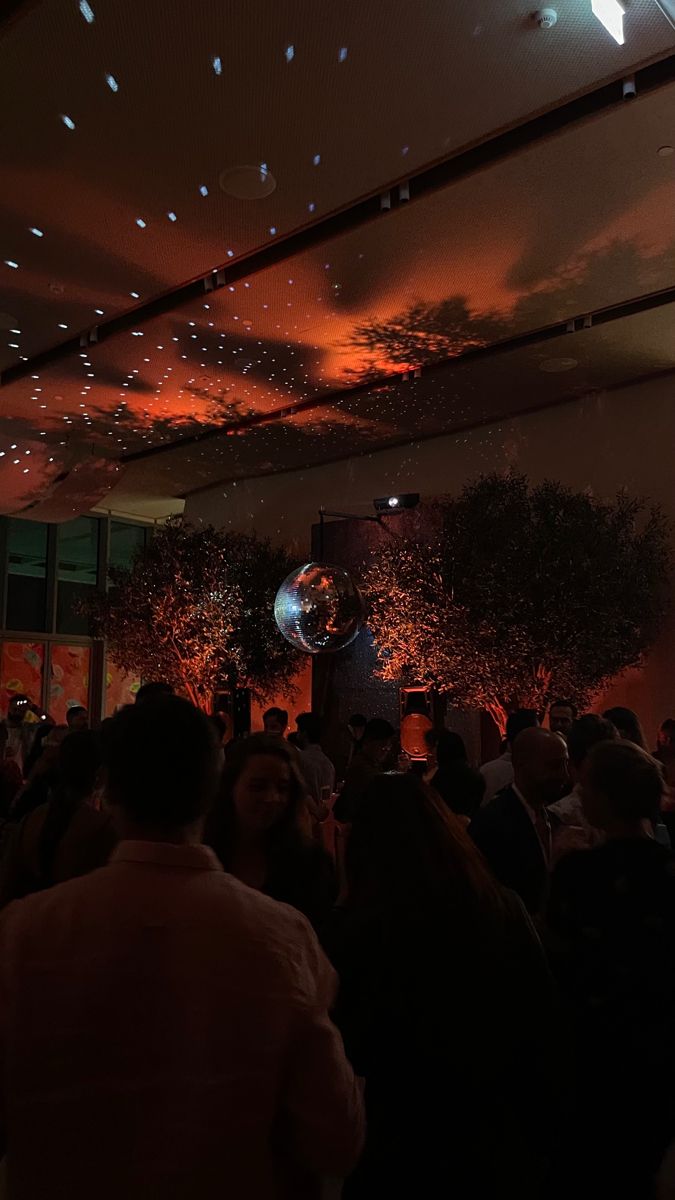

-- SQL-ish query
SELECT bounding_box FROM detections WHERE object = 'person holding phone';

[5,696,38,778]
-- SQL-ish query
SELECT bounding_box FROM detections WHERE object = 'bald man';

[469,728,569,914]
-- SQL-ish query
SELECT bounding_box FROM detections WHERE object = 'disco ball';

[274,562,365,654]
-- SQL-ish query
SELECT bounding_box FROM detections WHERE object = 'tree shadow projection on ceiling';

[343,237,675,384]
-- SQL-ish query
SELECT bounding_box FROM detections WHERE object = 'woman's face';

[233,753,292,838]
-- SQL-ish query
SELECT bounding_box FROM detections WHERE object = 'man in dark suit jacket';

[469,727,569,914]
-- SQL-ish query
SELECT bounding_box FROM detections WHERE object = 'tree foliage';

[365,473,671,733]
[84,519,301,712]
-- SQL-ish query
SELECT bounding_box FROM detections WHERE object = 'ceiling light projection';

[591,0,625,44]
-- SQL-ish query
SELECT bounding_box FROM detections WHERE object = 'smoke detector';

[533,8,558,28]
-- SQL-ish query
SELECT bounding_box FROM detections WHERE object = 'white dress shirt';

[480,751,513,803]
[300,743,336,805]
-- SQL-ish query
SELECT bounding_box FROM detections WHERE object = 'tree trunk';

[484,700,508,739]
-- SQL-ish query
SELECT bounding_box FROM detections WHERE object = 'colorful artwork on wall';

[105,660,140,716]
[49,644,91,724]
[0,641,45,714]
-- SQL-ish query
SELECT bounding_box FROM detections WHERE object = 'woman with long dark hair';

[206,733,336,931]
[0,730,117,905]
[326,772,561,1199]
[603,705,647,749]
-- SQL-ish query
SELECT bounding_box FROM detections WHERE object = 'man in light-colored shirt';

[296,711,336,808]
[549,713,619,860]
[480,708,539,803]
[471,727,569,913]
[0,697,364,1200]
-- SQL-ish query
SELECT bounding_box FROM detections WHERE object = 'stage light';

[591,0,625,44]
[373,493,420,514]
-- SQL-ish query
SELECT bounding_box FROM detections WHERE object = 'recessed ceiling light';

[136,218,147,228]
[79,0,94,22]
[212,55,222,75]
[94,308,104,315]
[539,356,578,373]
[657,145,674,157]
[105,74,119,92]
[219,164,277,199]
[58,323,68,329]
[167,210,177,221]
[29,227,44,238]
[4,260,18,269]
[591,0,625,44]
[130,291,140,299]
[199,184,209,197]
[61,114,76,130]
[285,44,295,62]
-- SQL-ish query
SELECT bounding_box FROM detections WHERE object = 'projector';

[373,493,420,514]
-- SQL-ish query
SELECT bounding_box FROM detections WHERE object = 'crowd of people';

[0,688,675,1197]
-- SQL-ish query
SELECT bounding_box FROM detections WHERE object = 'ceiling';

[1,0,674,519]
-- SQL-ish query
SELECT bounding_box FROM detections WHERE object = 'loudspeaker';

[399,686,433,760]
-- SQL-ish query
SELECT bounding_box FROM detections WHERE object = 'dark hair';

[506,709,539,744]
[435,730,468,768]
[602,706,647,750]
[567,714,618,768]
[348,714,367,729]
[263,707,288,727]
[135,681,174,705]
[105,697,220,827]
[37,731,103,885]
[550,699,577,718]
[206,733,307,869]
[432,762,485,820]
[586,740,665,823]
[296,712,322,743]
[660,719,675,737]
[363,718,396,744]
[345,773,506,914]
[66,705,87,726]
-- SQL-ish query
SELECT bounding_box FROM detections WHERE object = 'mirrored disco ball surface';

[274,562,365,654]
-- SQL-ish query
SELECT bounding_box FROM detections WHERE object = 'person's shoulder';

[219,873,330,985]
[472,786,517,825]
[0,862,109,943]
[216,869,319,942]
[479,756,499,777]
